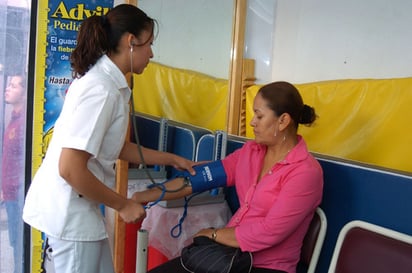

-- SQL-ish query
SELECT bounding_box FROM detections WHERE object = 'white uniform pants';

[47,236,115,273]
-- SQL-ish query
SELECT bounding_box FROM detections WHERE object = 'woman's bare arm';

[132,177,193,203]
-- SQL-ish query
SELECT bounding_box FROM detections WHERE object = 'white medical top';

[23,55,131,240]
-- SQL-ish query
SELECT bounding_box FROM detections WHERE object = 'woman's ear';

[278,113,291,131]
[127,34,137,47]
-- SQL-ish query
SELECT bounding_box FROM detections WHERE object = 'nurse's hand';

[171,156,209,176]
[118,199,146,223]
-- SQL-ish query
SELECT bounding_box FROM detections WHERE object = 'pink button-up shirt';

[222,136,323,273]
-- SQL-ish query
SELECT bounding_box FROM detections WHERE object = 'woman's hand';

[195,227,239,248]
[194,228,215,239]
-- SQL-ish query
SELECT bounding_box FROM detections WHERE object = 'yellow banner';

[133,62,229,131]
[246,78,412,173]
[133,61,412,173]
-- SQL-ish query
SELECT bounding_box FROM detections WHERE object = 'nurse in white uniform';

[23,4,195,273]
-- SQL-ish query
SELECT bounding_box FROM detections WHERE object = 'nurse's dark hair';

[70,4,156,78]
[258,81,317,128]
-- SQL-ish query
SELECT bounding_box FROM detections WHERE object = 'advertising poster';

[31,0,113,271]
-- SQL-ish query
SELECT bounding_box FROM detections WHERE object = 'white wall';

[244,0,277,84]
[117,0,412,84]
[267,0,412,83]
[137,0,233,80]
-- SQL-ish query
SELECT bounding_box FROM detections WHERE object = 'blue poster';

[43,0,113,133]
[31,0,114,271]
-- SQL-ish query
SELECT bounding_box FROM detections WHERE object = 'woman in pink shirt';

[134,81,323,273]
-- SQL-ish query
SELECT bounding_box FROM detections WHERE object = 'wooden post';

[113,158,129,273]
[227,0,247,135]
[239,59,255,136]
[113,126,131,273]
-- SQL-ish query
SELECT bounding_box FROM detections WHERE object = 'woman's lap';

[147,257,186,273]
[147,257,287,273]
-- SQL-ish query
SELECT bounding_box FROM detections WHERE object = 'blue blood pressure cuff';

[181,160,227,193]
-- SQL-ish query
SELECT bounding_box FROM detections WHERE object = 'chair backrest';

[131,112,162,150]
[223,134,250,213]
[195,133,215,161]
[328,220,412,273]
[195,130,227,162]
[297,207,327,273]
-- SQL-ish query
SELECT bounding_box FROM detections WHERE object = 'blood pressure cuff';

[181,160,227,193]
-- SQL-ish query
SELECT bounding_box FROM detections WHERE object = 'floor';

[0,204,17,273]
